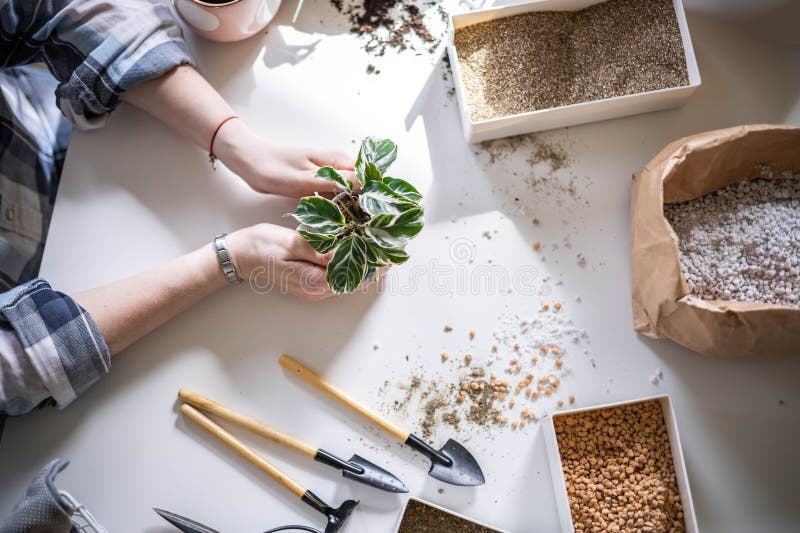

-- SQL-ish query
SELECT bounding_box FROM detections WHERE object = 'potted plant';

[289,137,424,294]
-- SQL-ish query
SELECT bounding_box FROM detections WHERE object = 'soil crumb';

[478,133,571,170]
[332,0,448,56]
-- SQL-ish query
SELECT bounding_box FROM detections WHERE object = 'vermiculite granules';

[555,401,685,532]
[453,0,689,122]
[665,175,800,307]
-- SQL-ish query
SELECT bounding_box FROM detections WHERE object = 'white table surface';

[2,1,799,532]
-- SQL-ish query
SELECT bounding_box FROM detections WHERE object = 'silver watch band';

[213,233,242,284]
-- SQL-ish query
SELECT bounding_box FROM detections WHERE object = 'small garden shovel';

[179,404,357,533]
[279,354,485,487]
[178,389,407,493]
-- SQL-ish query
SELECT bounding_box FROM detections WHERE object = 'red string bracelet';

[208,115,239,170]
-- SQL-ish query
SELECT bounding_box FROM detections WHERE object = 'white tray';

[542,394,699,533]
[447,0,702,143]
[392,497,512,532]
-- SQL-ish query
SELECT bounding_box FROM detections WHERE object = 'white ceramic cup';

[174,0,281,42]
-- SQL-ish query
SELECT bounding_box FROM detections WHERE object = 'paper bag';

[630,124,800,356]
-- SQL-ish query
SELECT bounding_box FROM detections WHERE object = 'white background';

[1,1,799,532]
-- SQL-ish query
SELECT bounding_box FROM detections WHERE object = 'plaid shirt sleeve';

[0,0,194,129]
[0,278,110,416]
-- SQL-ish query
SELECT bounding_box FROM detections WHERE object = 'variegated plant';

[290,138,424,294]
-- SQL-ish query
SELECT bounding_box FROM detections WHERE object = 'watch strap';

[213,234,242,284]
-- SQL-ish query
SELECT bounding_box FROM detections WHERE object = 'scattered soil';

[421,396,448,440]
[332,0,447,56]
[454,0,689,121]
[555,400,685,532]
[388,305,593,440]
[398,499,501,532]
[478,134,571,170]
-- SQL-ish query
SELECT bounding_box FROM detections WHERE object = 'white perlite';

[664,176,800,307]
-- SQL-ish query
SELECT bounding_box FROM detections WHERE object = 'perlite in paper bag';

[630,124,800,356]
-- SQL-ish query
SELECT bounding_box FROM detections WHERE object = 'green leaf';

[291,196,345,234]
[364,162,383,184]
[364,266,379,284]
[316,167,352,192]
[297,227,339,253]
[358,180,417,216]
[327,234,368,294]
[365,208,424,248]
[366,241,409,266]
[383,177,422,204]
[355,137,397,185]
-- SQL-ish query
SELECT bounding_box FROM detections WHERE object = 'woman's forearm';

[120,65,247,157]
[72,244,228,355]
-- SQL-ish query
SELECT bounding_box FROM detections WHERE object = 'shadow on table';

[635,334,800,530]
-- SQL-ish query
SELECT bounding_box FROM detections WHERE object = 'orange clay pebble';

[533,241,541,250]
[555,359,564,368]
[493,391,500,398]
[533,392,540,399]
[471,402,479,410]
[569,395,576,404]
[511,421,519,430]
[479,382,485,391]
[551,346,560,355]
[470,381,480,390]
[543,304,550,311]
[513,343,520,351]
[553,378,561,387]
[531,356,539,365]
[540,344,549,354]
[465,354,473,363]
[526,388,532,398]
[554,302,562,310]
[491,344,498,353]
[509,399,516,408]
[456,395,465,403]
[469,329,476,340]
[545,388,552,396]
[520,420,527,428]
[557,400,564,407]
[510,358,518,365]
[441,352,449,362]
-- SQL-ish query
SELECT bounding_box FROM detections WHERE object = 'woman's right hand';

[225,223,334,302]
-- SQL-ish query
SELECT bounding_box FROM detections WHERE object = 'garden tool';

[154,508,333,533]
[279,354,485,487]
[179,404,358,533]
[178,388,407,493]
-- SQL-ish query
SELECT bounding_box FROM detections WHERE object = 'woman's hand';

[226,223,334,302]
[215,119,356,198]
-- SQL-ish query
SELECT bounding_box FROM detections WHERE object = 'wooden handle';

[279,354,411,442]
[178,388,318,459]
[180,404,307,498]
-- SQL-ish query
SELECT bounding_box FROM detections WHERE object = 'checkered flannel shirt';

[0,0,193,415]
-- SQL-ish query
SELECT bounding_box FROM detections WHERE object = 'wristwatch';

[213,234,243,284]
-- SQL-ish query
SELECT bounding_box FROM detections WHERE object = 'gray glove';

[1,459,78,533]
